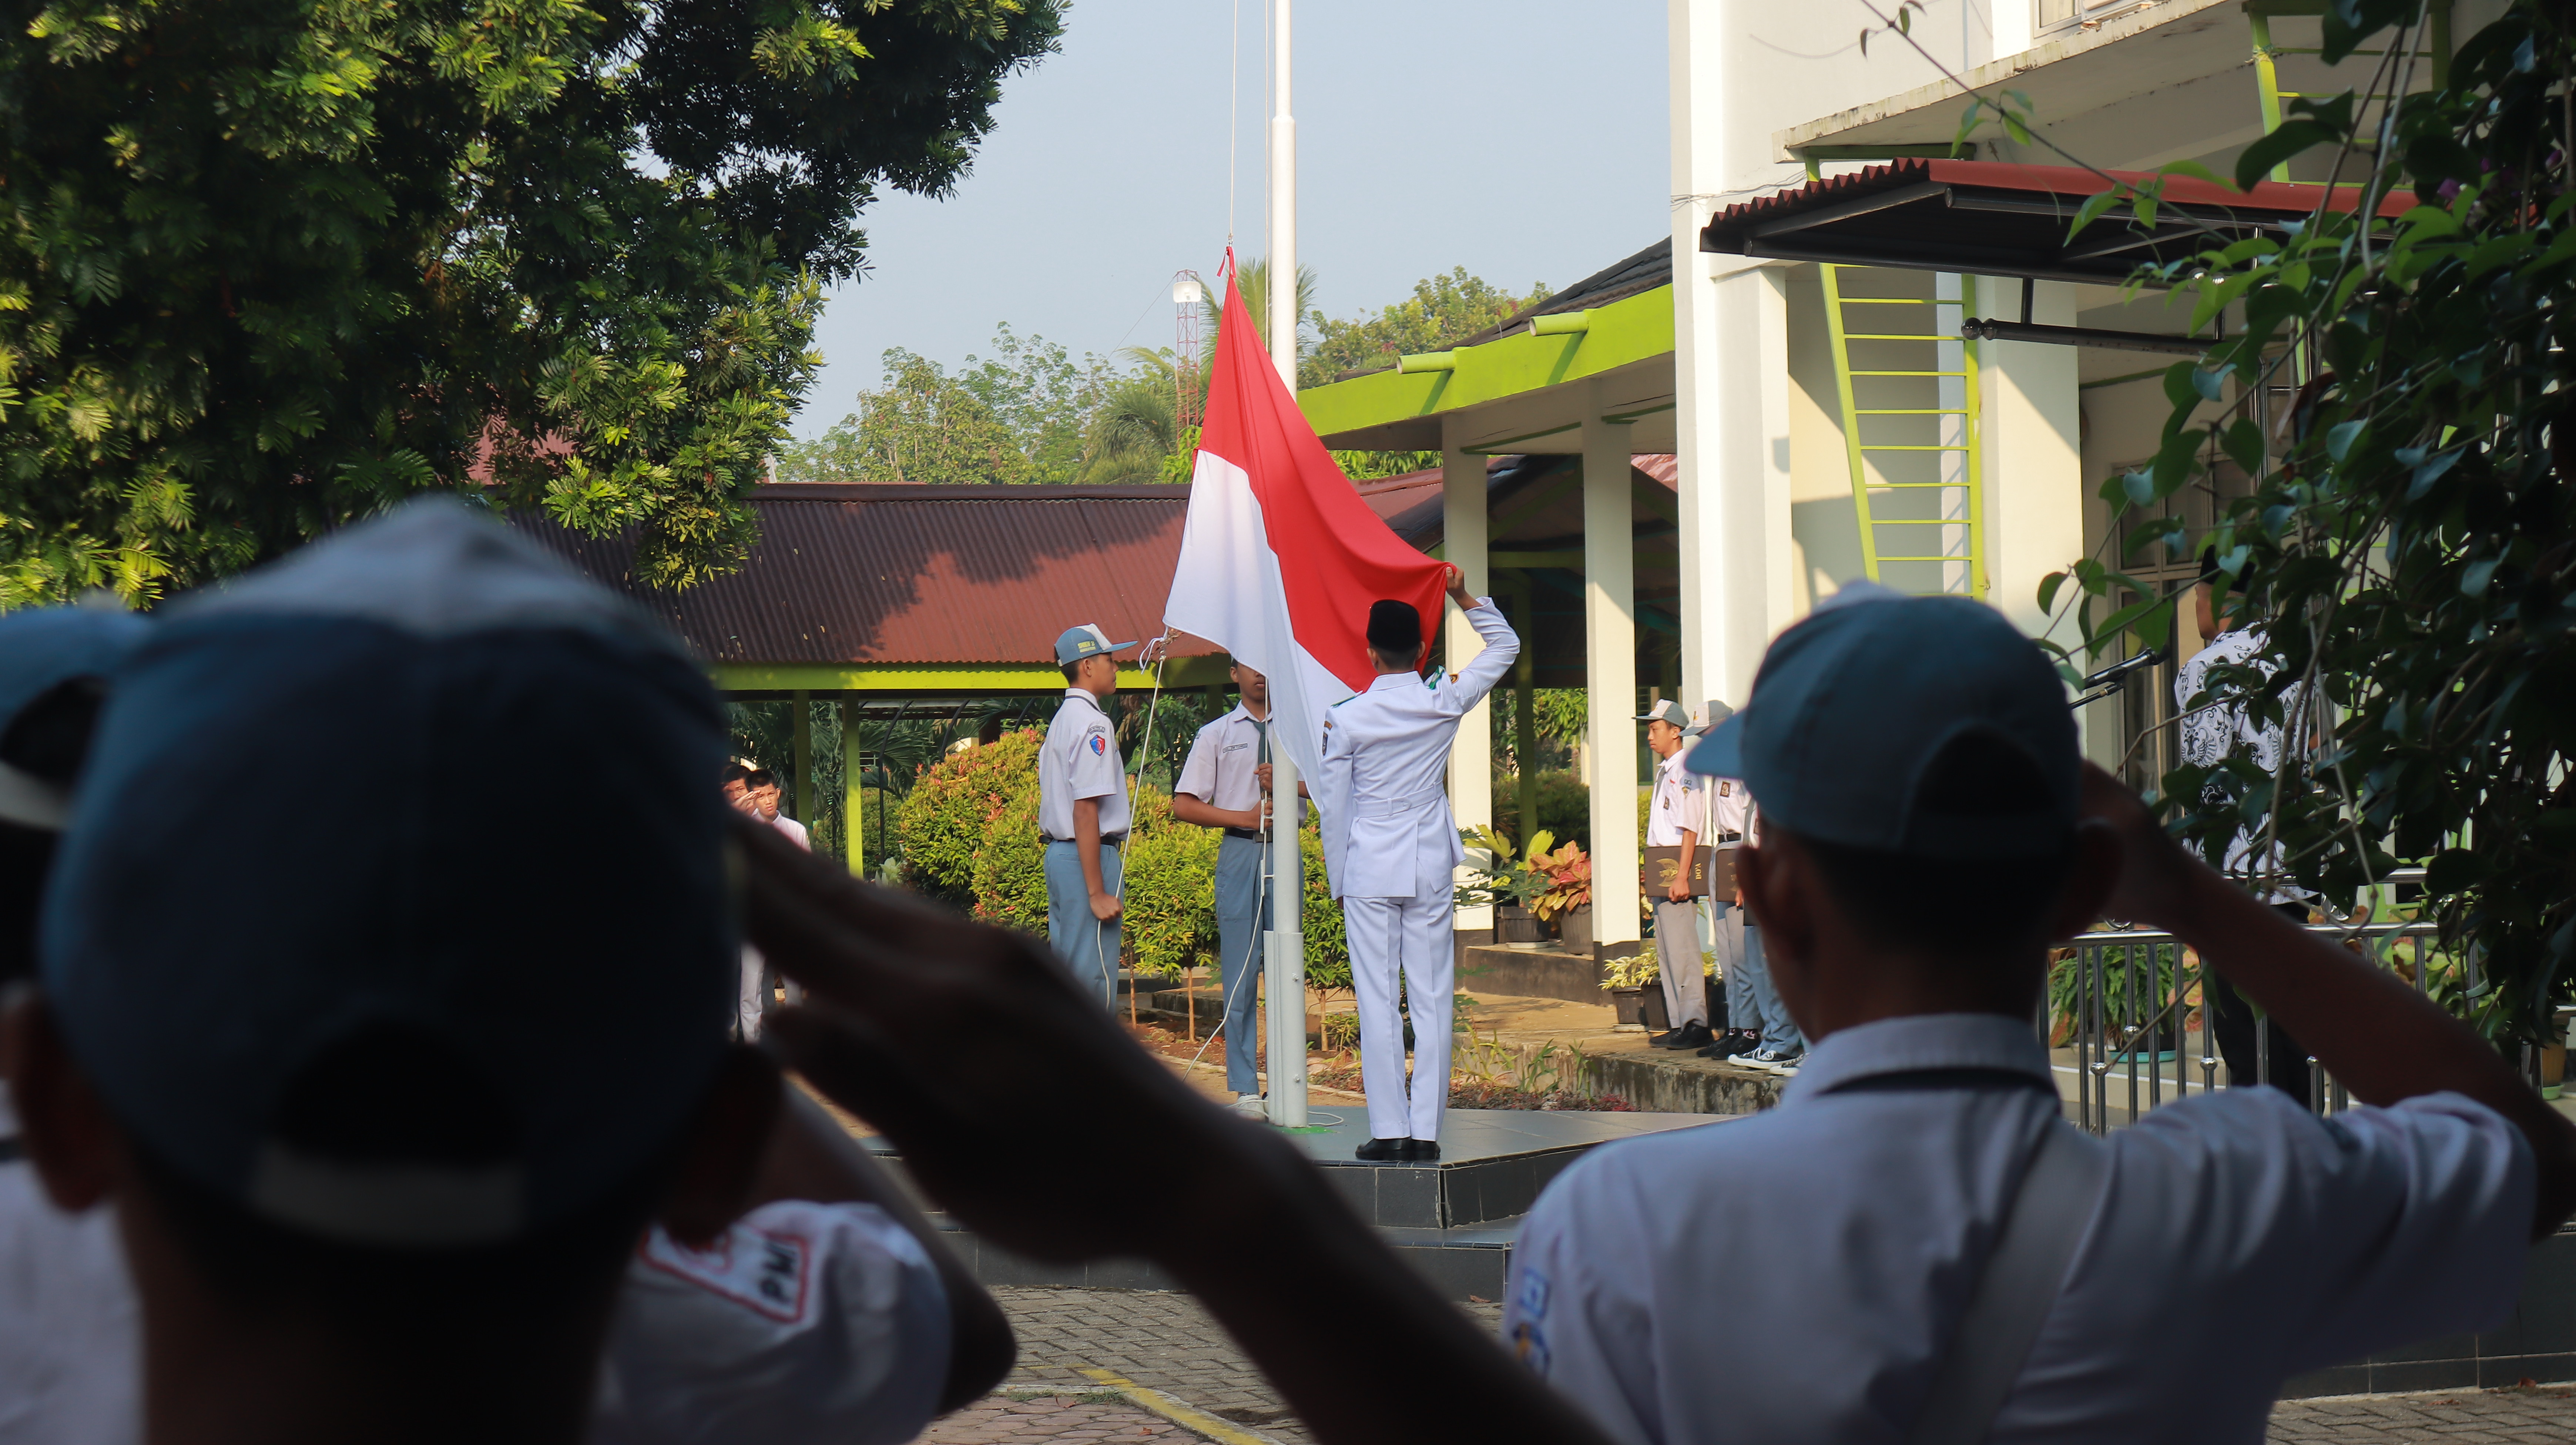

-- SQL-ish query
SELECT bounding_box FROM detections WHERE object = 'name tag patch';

[640,1224,814,1324]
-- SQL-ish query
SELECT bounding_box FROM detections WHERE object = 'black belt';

[1043,834,1127,846]
[1222,826,1264,841]
[1713,831,1743,844]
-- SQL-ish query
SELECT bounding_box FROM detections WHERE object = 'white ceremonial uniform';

[1643,750,1707,1030]
[1505,1013,2534,1445]
[1316,599,1520,1142]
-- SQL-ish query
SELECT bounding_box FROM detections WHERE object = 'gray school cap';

[42,499,735,1247]
[0,606,151,831]
[1053,623,1137,667]
[1637,698,1690,729]
[1684,582,2077,857]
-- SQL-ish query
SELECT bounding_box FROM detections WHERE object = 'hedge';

[896,728,1042,907]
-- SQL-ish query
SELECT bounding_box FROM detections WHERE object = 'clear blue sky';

[792,0,1670,437]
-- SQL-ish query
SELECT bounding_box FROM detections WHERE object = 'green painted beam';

[1297,283,1675,443]
[713,656,1233,696]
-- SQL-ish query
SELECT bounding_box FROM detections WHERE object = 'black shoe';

[1408,1140,1440,1161]
[1355,1137,1409,1161]
[1654,1021,1714,1052]
[1720,1029,1758,1057]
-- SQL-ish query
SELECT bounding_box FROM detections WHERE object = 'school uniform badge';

[1089,734,1106,756]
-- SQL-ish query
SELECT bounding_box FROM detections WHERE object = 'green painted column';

[792,690,814,830]
[840,694,865,876]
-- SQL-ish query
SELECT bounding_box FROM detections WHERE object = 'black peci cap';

[1366,599,1422,656]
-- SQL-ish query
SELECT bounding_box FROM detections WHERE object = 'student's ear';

[656,1043,785,1248]
[0,991,124,1213]
[2046,818,2122,943]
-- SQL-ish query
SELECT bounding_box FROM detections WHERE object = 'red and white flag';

[1163,259,1448,785]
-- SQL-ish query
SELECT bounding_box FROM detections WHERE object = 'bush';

[1122,821,1221,979]
[1491,771,1591,854]
[896,729,1041,907]
[969,786,1048,933]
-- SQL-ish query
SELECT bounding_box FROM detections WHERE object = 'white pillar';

[1442,423,1493,933]
[1710,265,1797,700]
[1669,0,1727,717]
[1583,394,1641,955]
[1975,277,2084,642]
[1262,0,1305,1127]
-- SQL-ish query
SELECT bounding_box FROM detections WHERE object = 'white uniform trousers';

[1343,889,1455,1142]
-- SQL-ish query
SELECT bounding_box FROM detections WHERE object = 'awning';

[1700,159,2415,287]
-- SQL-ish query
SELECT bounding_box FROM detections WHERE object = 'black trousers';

[2206,902,2319,1109]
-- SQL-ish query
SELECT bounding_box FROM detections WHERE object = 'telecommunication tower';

[1172,271,1206,430]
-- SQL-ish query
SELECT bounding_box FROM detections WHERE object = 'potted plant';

[1526,835,1593,955]
[1460,825,1557,944]
[1601,950,1660,1030]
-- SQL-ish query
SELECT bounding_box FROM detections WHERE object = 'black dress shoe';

[1355,1137,1409,1161]
[1697,1029,1748,1059]
[1655,1021,1714,1052]
[1408,1140,1440,1161]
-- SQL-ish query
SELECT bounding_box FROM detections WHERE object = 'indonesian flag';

[1163,259,1448,787]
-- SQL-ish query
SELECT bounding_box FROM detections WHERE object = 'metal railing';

[2062,915,2441,1135]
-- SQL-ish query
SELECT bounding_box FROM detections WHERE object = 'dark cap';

[1684,583,2077,858]
[1366,599,1422,656]
[44,499,734,1247]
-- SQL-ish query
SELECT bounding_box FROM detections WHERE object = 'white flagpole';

[1262,0,1308,1129]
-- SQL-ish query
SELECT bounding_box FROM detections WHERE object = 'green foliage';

[1492,688,1586,774]
[895,727,1040,906]
[969,786,1047,931]
[727,696,849,865]
[1297,822,1351,993]
[1304,267,1552,388]
[1075,349,1183,485]
[775,325,1110,485]
[1491,771,1591,854]
[2044,4,2576,1041]
[1121,821,1220,978]
[0,0,1064,603]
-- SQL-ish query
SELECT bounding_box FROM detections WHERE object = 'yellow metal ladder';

[2247,0,2452,183]
[1819,264,1986,600]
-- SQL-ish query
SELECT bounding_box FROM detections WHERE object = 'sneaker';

[1741,1046,1804,1073]
[1231,1093,1267,1119]
[1653,1020,1714,1052]
[1700,1029,1755,1059]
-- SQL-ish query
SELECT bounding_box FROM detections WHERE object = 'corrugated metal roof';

[1701,158,2416,285]
[512,484,1221,666]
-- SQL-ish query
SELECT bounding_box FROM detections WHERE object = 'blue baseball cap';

[0,605,151,831]
[43,499,735,1247]
[1685,583,2078,858]
[1053,623,1137,667]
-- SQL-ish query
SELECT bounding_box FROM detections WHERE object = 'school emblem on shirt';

[1089,734,1107,756]
[638,1224,814,1324]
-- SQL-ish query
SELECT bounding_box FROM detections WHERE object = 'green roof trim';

[1297,283,1674,444]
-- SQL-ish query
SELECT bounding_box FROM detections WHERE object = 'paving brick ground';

[963,1287,2576,1444]
[922,1395,1188,1442]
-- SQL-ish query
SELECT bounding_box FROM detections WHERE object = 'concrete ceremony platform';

[864,1107,1727,1301]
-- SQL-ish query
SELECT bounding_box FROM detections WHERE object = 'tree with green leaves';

[0,0,1062,603]
[1305,265,1550,388]
[2045,1,2576,1047]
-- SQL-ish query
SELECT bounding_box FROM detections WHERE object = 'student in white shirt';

[1506,585,2576,1445]
[1173,660,1287,1117]
[1040,624,1137,1006]
[1637,700,1711,1052]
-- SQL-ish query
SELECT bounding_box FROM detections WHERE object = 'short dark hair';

[720,762,751,787]
[129,1019,669,1341]
[744,768,777,791]
[1060,661,1083,685]
[1369,645,1415,674]
[1786,731,2076,959]
[0,677,108,986]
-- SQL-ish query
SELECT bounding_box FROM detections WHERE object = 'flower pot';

[1609,986,1647,1028]
[1560,905,1594,957]
[1638,982,1670,1033]
[1498,905,1544,944]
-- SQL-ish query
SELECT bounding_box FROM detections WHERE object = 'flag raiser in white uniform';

[1315,599,1519,1143]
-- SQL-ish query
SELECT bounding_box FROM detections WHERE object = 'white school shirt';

[0,1141,952,1445]
[1644,751,1703,849]
[1704,777,1750,846]
[2176,626,2311,902]
[1314,600,1520,901]
[771,814,811,852]
[1504,1013,2533,1445]
[594,1200,950,1445]
[1175,705,1268,815]
[1037,689,1127,841]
